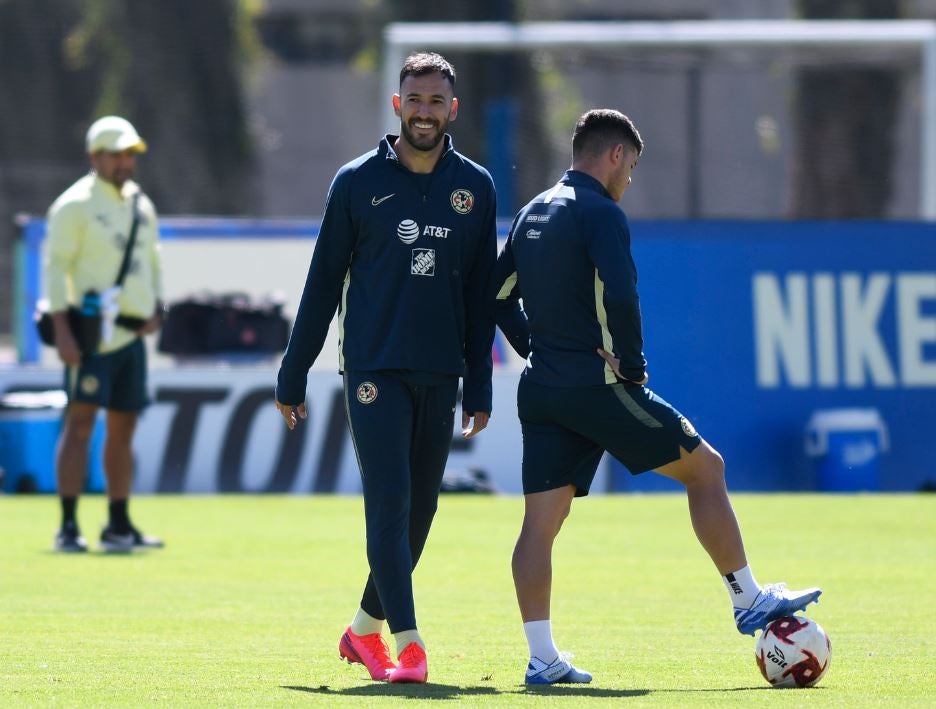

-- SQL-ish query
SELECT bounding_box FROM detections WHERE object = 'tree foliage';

[0,0,257,215]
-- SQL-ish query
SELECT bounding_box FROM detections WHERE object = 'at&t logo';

[397,219,419,244]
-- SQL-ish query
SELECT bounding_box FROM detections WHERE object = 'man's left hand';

[137,312,163,335]
[461,410,490,439]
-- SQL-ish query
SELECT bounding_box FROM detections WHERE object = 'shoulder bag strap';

[114,192,142,288]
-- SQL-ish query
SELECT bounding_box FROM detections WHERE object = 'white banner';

[0,367,608,494]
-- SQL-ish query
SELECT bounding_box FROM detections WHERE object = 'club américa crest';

[679,416,698,438]
[80,374,100,395]
[450,188,474,214]
[356,381,378,404]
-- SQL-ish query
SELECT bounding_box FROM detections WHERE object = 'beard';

[400,117,448,152]
[100,167,133,188]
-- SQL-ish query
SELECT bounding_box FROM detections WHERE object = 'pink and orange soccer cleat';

[338,627,395,681]
[387,642,428,684]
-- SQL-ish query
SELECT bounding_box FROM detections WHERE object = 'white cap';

[85,116,147,154]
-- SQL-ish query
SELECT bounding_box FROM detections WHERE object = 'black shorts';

[518,376,701,496]
[64,338,149,411]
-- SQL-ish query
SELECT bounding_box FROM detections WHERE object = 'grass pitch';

[1,493,933,707]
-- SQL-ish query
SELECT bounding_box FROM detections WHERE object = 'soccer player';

[275,52,496,684]
[46,115,165,553]
[490,109,821,685]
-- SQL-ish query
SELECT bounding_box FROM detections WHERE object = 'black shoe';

[129,524,164,549]
[99,525,135,554]
[54,522,88,553]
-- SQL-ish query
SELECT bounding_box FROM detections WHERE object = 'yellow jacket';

[45,173,163,354]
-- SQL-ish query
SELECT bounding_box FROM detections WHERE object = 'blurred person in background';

[47,116,165,554]
[275,52,496,684]
[490,109,822,685]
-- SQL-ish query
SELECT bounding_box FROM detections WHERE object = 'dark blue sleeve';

[488,216,530,359]
[582,207,646,381]
[461,177,497,414]
[276,168,355,405]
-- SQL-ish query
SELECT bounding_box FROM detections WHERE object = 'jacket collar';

[380,133,454,171]
[561,169,613,201]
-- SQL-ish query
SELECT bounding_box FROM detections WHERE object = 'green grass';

[1,494,933,707]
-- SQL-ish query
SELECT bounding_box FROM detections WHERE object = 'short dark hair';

[399,52,456,90]
[572,109,643,160]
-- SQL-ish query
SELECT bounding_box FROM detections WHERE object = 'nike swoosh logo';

[371,193,396,206]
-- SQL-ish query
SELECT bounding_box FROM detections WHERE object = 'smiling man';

[275,52,497,684]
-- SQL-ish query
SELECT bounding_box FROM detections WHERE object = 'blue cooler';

[0,391,105,494]
[805,408,888,492]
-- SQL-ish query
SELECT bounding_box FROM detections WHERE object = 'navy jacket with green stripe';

[277,134,497,413]
[491,169,647,387]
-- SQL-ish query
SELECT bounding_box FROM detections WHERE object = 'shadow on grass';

[284,684,651,699]
[654,686,777,692]
[282,684,499,699]
[518,686,650,698]
[520,686,783,697]
[41,549,157,558]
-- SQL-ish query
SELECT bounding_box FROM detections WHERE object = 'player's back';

[506,170,644,387]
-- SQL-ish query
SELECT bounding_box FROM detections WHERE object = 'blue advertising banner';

[612,221,936,492]
[14,217,936,491]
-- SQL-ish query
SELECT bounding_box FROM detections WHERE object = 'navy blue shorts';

[518,377,701,496]
[64,338,149,411]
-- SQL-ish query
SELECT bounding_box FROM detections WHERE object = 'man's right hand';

[597,348,648,386]
[52,312,81,365]
[275,399,307,430]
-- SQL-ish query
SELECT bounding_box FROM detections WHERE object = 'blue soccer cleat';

[735,582,822,636]
[525,654,593,685]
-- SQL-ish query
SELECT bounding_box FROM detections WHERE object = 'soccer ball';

[755,615,831,688]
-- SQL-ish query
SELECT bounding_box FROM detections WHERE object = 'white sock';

[393,629,425,656]
[523,619,559,664]
[350,608,383,636]
[723,565,761,608]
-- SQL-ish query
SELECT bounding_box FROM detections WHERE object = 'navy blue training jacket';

[277,134,497,412]
[491,169,647,387]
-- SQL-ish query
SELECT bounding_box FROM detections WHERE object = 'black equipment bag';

[35,302,101,354]
[157,293,290,355]
[35,309,146,351]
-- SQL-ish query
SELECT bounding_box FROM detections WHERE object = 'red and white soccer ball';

[755,615,831,688]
